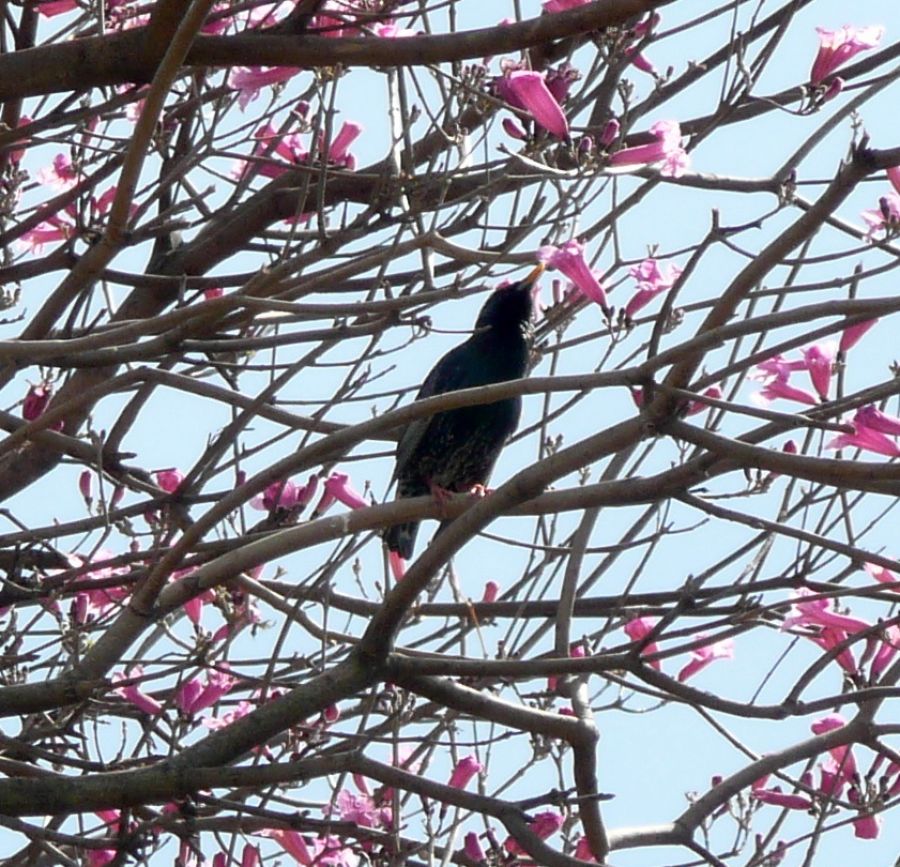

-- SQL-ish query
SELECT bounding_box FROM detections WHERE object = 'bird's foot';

[468,484,491,498]
[428,482,455,518]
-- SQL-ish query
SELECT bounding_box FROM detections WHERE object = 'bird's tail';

[384,521,419,560]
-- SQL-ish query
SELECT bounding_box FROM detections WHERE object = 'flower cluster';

[782,587,900,682]
[751,320,876,409]
[751,714,898,840]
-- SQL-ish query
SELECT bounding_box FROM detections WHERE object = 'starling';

[385,264,543,559]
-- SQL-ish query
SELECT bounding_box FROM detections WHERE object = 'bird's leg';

[468,483,491,498]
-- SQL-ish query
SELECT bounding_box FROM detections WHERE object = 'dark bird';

[385,264,543,559]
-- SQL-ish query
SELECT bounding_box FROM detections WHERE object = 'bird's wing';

[392,342,473,483]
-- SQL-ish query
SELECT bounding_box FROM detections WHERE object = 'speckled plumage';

[385,268,541,559]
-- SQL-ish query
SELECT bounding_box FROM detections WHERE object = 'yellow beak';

[525,262,546,283]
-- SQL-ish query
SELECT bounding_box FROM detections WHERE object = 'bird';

[384,263,544,559]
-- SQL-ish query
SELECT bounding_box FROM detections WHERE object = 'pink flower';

[623,15,661,76]
[112,666,163,715]
[204,287,224,300]
[863,560,900,590]
[154,468,185,493]
[818,755,846,798]
[177,665,236,715]
[826,421,900,457]
[623,616,661,670]
[811,713,857,778]
[751,786,813,810]
[802,344,834,400]
[544,63,581,105]
[887,165,900,196]
[753,354,808,380]
[333,790,390,829]
[239,845,260,867]
[79,470,93,503]
[372,22,418,38]
[251,478,299,511]
[783,589,869,635]
[228,66,302,111]
[18,216,75,256]
[202,699,254,731]
[323,472,368,510]
[810,25,884,85]
[861,192,900,238]
[685,385,723,416]
[811,626,859,675]
[260,829,314,865]
[22,382,53,421]
[839,318,877,352]
[599,118,620,147]
[624,258,683,318]
[871,625,900,677]
[782,590,871,674]
[852,811,881,839]
[502,117,528,140]
[755,373,819,406]
[311,1,362,38]
[574,837,597,862]
[322,120,363,169]
[463,832,486,862]
[548,642,586,690]
[504,811,564,854]
[677,634,734,682]
[538,241,608,312]
[448,755,482,789]
[234,124,309,180]
[36,153,79,190]
[608,120,690,177]
[854,404,900,436]
[626,47,657,75]
[35,0,79,17]
[500,70,569,139]
[482,580,500,602]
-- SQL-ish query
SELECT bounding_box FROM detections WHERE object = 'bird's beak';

[525,262,546,283]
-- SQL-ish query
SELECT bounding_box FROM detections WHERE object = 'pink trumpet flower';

[608,119,690,177]
[501,70,569,139]
[503,811,564,854]
[538,241,609,312]
[810,25,884,85]
[839,318,877,352]
[677,634,735,682]
[623,616,661,670]
[826,421,900,457]
[801,344,834,400]
[448,755,482,790]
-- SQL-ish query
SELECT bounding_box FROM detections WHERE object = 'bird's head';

[475,263,544,333]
